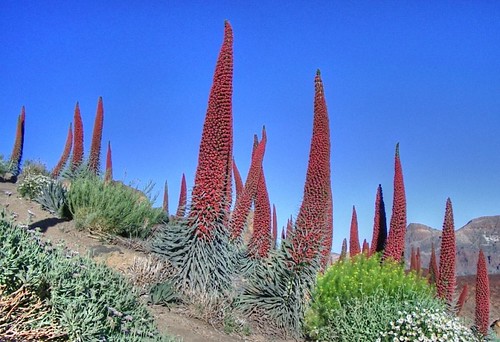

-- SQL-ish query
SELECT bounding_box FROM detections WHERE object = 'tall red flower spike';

[383,143,407,262]
[428,242,439,285]
[233,158,244,201]
[475,249,490,336]
[370,184,387,255]
[437,198,456,304]
[162,180,169,215]
[88,97,104,174]
[189,21,233,240]
[70,102,84,172]
[339,238,348,262]
[291,70,332,267]
[272,204,278,249]
[286,215,293,238]
[349,206,361,257]
[104,141,113,183]
[230,127,266,240]
[9,106,25,175]
[249,161,271,258]
[52,123,73,178]
[362,239,369,256]
[176,173,187,218]
[456,284,468,316]
[410,246,416,271]
[416,246,421,275]
[281,226,286,241]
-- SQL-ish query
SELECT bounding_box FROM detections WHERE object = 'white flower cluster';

[17,174,54,200]
[376,307,478,342]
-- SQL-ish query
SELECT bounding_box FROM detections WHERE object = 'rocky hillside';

[405,216,500,276]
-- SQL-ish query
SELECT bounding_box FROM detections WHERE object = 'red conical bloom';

[9,106,25,175]
[52,123,73,178]
[362,239,369,256]
[475,249,490,336]
[104,141,113,182]
[281,226,286,241]
[230,127,266,240]
[286,215,293,238]
[456,284,468,316]
[189,21,233,240]
[410,246,416,271]
[88,97,104,174]
[349,206,361,257]
[233,158,244,201]
[249,162,271,258]
[162,180,169,215]
[437,198,456,304]
[383,143,407,262]
[428,242,439,285]
[416,246,421,275]
[70,103,84,172]
[272,204,278,249]
[291,70,332,267]
[370,184,387,255]
[176,173,187,218]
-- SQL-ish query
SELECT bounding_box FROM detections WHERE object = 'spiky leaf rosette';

[175,173,187,218]
[370,184,387,255]
[189,21,233,241]
[230,128,266,240]
[437,198,456,304]
[51,123,73,179]
[70,102,84,172]
[236,241,319,338]
[383,143,407,262]
[104,141,113,182]
[349,206,361,257]
[291,70,332,267]
[88,97,104,174]
[233,158,244,201]
[151,220,236,296]
[475,249,490,336]
[8,106,25,176]
[248,157,271,258]
[428,242,439,285]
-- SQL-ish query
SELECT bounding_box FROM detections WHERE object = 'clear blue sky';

[1,2,499,253]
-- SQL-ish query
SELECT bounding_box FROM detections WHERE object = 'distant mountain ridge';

[405,215,500,276]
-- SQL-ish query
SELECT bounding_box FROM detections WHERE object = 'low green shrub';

[17,174,54,200]
[305,253,445,341]
[0,155,10,176]
[0,211,175,341]
[68,175,163,238]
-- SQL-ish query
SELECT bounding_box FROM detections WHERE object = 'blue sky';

[1,2,499,253]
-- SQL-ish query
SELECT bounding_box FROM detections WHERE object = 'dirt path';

[0,181,290,342]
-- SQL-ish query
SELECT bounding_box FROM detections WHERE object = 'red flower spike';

[370,184,387,255]
[162,180,169,215]
[410,246,416,271]
[189,21,233,241]
[249,162,271,258]
[362,239,369,256]
[383,143,407,262]
[428,242,439,285]
[70,103,84,172]
[272,204,278,249]
[52,123,73,178]
[176,173,187,218]
[456,284,468,316]
[349,206,361,257]
[233,158,244,201]
[437,198,456,304]
[104,141,113,182]
[475,249,490,336]
[281,226,286,241]
[286,215,293,237]
[291,70,333,267]
[89,97,104,174]
[9,106,26,175]
[416,247,421,275]
[229,127,266,240]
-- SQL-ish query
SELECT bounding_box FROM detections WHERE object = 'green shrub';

[0,211,175,341]
[0,155,10,176]
[17,174,54,200]
[305,253,444,341]
[68,175,163,238]
[20,159,50,178]
[377,306,478,341]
